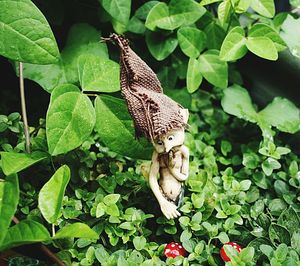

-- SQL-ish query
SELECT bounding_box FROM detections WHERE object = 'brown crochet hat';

[104,34,187,141]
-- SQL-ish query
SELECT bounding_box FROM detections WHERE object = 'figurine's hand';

[160,199,181,219]
[168,150,181,169]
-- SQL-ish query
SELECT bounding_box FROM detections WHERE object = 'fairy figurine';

[104,34,189,219]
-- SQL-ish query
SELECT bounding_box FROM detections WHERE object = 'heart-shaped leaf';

[0,0,59,63]
[46,91,96,155]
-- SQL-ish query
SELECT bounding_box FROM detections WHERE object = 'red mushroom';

[164,242,187,258]
[220,242,242,262]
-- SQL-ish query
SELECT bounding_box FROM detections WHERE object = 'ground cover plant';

[0,0,300,265]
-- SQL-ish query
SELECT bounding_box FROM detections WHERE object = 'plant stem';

[52,224,56,237]
[19,62,31,153]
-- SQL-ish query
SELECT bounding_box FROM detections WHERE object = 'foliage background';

[1,0,300,265]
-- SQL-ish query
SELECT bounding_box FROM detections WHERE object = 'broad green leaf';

[146,31,178,61]
[251,0,275,18]
[177,27,206,58]
[187,58,202,93]
[200,0,222,5]
[291,231,300,254]
[278,207,300,235]
[262,158,281,176]
[218,0,232,26]
[0,151,47,176]
[233,0,252,13]
[249,24,286,51]
[99,0,131,26]
[135,1,160,20]
[204,22,226,50]
[94,96,152,159]
[46,92,96,155]
[0,220,50,252]
[198,50,228,88]
[145,2,172,31]
[106,204,119,216]
[0,174,19,245]
[54,223,99,239]
[50,84,80,104]
[259,97,300,133]
[269,224,291,245]
[38,165,70,224]
[0,0,59,64]
[78,55,120,92]
[133,236,146,251]
[246,37,278,60]
[103,194,120,205]
[21,24,108,92]
[220,26,247,61]
[221,85,257,122]
[280,15,300,58]
[248,237,272,263]
[145,0,205,31]
[21,61,68,93]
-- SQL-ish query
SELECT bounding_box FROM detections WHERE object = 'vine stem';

[19,62,31,153]
[12,216,65,266]
[18,63,64,265]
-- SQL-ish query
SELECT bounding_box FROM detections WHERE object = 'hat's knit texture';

[108,34,186,141]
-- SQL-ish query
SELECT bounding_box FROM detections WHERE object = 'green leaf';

[260,244,274,259]
[78,54,120,92]
[105,204,120,217]
[46,92,96,155]
[198,50,228,88]
[0,151,47,176]
[220,26,247,61]
[246,37,278,60]
[0,174,19,245]
[200,0,222,5]
[187,58,202,93]
[291,231,300,254]
[221,85,257,122]
[146,31,178,61]
[204,22,226,50]
[249,24,286,52]
[217,232,229,244]
[250,0,275,18]
[133,236,146,251]
[262,158,281,176]
[0,0,59,63]
[38,165,70,224]
[269,224,291,246]
[103,194,120,205]
[94,95,152,159]
[177,27,206,58]
[50,84,80,104]
[0,220,50,252]
[218,0,232,26]
[280,15,300,58]
[259,97,300,133]
[99,0,131,26]
[54,223,99,239]
[278,207,300,235]
[145,0,205,31]
[21,23,108,92]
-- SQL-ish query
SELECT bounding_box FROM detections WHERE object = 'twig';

[19,62,31,153]
[12,216,65,266]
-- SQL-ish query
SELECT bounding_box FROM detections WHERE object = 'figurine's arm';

[149,151,181,219]
[168,145,189,181]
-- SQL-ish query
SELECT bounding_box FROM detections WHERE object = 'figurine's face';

[153,128,185,154]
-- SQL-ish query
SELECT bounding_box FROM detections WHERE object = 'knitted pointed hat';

[105,34,186,141]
